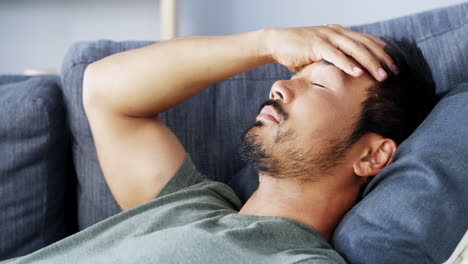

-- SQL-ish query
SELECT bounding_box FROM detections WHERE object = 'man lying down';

[3,25,437,263]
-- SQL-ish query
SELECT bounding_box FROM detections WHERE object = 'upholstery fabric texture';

[0,75,69,260]
[58,2,468,263]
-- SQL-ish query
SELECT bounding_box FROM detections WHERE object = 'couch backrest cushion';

[349,4,468,97]
[61,42,151,229]
[0,75,69,260]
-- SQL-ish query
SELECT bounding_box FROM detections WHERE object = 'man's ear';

[353,133,397,177]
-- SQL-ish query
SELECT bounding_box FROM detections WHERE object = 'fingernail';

[378,68,387,79]
[353,67,363,75]
[391,64,399,73]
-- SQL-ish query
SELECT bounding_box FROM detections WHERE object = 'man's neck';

[238,174,361,241]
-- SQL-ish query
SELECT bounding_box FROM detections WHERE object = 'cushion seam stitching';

[417,20,468,44]
[34,96,50,248]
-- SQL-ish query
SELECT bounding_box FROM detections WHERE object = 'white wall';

[0,0,466,74]
[0,0,159,74]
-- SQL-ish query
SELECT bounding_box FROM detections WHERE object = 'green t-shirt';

[3,155,346,264]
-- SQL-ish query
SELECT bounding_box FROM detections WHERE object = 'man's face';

[240,61,375,181]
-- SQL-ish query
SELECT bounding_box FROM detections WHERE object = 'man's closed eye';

[311,82,327,88]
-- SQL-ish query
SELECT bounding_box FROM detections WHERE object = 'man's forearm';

[84,25,398,117]
[83,29,274,117]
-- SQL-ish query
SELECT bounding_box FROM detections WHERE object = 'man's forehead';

[298,60,373,82]
[293,60,375,93]
[309,60,340,71]
[295,60,343,77]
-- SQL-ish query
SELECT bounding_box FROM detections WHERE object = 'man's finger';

[364,33,387,48]
[317,42,363,77]
[346,32,398,73]
[329,33,389,81]
[361,36,399,73]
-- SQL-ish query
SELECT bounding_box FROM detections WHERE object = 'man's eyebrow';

[321,60,334,67]
[320,60,346,76]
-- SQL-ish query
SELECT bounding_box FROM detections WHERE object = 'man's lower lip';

[256,114,279,123]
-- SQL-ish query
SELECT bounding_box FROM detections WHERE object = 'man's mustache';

[257,99,289,122]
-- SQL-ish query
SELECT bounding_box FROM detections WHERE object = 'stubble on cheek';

[239,126,273,174]
[273,125,293,143]
[240,119,354,182]
[240,122,297,178]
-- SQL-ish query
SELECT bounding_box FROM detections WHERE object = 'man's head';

[240,38,437,185]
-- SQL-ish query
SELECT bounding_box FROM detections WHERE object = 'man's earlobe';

[353,136,397,177]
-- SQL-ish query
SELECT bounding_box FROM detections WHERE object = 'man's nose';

[269,80,294,103]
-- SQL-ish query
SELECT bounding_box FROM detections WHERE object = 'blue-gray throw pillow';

[332,83,468,263]
[0,75,69,260]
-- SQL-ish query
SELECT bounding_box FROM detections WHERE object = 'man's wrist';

[253,28,276,65]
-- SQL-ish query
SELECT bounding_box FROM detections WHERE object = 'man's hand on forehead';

[263,25,399,82]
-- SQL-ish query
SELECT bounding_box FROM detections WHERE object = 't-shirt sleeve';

[156,153,209,198]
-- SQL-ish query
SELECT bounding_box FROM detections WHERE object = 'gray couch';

[1,3,467,263]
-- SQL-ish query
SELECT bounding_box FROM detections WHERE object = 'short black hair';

[350,37,438,145]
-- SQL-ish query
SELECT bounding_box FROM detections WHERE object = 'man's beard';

[239,100,353,182]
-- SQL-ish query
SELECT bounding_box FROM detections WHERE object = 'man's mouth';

[257,105,280,124]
